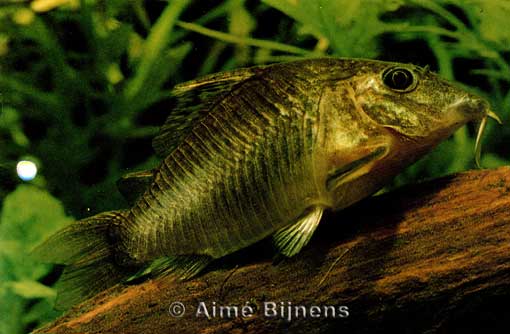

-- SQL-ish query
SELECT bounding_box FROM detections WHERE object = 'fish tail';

[32,210,136,309]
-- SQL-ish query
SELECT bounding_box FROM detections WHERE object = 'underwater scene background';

[0,1,509,333]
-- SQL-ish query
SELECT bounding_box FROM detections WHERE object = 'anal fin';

[273,206,324,257]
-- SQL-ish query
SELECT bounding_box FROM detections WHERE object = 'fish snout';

[454,95,492,121]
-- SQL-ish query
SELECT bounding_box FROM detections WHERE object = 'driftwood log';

[35,166,510,334]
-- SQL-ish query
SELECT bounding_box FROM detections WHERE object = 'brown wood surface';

[35,166,510,334]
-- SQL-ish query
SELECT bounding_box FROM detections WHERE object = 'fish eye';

[382,67,417,92]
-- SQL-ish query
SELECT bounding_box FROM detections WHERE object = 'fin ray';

[117,170,155,205]
[152,67,266,157]
[273,206,324,257]
[32,210,136,309]
[143,255,212,280]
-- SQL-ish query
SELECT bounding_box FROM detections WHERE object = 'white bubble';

[16,160,37,181]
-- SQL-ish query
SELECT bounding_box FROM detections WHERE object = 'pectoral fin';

[273,206,324,257]
[326,146,388,191]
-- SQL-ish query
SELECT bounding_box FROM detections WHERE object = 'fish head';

[351,61,500,163]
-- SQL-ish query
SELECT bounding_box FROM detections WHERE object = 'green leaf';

[0,185,73,281]
[6,280,56,299]
[22,298,61,327]
[0,185,73,251]
[98,23,133,65]
[481,153,510,168]
[461,0,510,49]
[0,185,70,333]
[0,289,24,334]
[262,0,405,57]
[0,107,29,147]
[124,0,191,102]
[121,42,193,114]
[229,0,256,38]
[228,0,256,65]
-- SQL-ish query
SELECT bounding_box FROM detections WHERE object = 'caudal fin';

[32,210,136,309]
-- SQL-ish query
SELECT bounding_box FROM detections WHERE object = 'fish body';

[34,58,496,308]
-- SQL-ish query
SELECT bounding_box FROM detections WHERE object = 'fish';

[33,58,501,309]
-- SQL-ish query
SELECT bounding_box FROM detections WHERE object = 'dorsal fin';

[152,66,267,158]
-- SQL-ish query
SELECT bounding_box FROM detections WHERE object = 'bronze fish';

[34,58,500,308]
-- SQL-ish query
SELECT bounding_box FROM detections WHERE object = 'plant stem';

[176,20,321,56]
[124,0,191,102]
